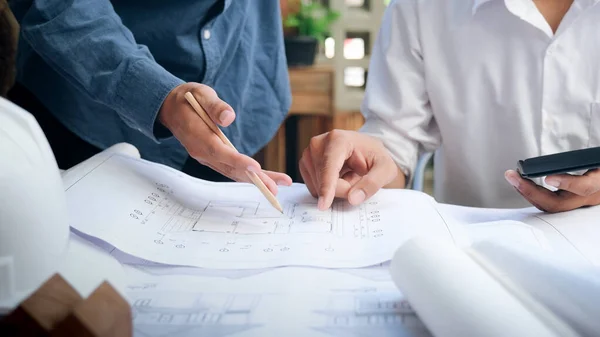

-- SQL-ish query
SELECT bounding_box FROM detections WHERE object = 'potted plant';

[283,0,340,67]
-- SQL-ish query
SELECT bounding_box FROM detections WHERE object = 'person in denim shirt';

[8,0,293,193]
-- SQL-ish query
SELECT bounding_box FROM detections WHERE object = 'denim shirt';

[10,0,291,169]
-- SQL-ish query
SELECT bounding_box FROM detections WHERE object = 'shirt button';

[203,29,211,40]
[546,44,556,55]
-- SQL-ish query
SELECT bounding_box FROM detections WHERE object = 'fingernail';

[276,180,288,186]
[247,166,259,173]
[219,110,234,124]
[349,189,366,205]
[545,178,560,188]
[504,172,520,189]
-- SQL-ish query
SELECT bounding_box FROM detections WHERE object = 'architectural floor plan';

[65,153,461,269]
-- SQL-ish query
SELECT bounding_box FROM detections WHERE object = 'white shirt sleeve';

[359,0,441,183]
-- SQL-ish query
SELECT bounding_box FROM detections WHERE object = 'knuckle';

[172,89,184,102]
[325,129,347,144]
[193,85,217,102]
[309,136,321,150]
[193,83,210,93]
[328,129,344,139]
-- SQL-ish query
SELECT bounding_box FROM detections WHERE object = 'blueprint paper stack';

[61,144,600,337]
[62,143,464,336]
[62,144,465,270]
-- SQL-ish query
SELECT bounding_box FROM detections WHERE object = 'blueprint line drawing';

[125,281,432,337]
[66,153,460,269]
[125,177,377,255]
[128,289,262,337]
[197,201,333,234]
[312,293,432,337]
[131,185,338,237]
[192,200,335,235]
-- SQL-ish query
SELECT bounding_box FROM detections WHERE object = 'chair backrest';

[411,152,434,192]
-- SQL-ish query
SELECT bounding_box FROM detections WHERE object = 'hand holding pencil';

[184,91,287,212]
[157,83,292,210]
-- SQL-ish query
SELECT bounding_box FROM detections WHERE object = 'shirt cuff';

[113,58,184,142]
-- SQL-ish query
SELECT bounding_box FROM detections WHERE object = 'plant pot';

[284,36,318,67]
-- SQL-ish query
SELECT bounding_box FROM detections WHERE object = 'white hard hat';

[0,97,70,308]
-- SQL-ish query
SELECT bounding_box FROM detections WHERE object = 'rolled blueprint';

[390,237,577,337]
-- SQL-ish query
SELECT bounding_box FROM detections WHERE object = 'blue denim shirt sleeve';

[17,0,184,141]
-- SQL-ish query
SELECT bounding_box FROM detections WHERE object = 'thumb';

[346,156,397,206]
[191,85,236,126]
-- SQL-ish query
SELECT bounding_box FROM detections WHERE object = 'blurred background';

[257,0,434,194]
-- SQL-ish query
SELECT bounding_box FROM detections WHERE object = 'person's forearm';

[14,0,183,141]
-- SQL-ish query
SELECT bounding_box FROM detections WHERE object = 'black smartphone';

[517,147,600,178]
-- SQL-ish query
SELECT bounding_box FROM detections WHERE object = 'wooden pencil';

[184,92,284,213]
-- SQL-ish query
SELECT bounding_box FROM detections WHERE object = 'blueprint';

[72,230,395,282]
[127,288,430,337]
[123,267,432,337]
[64,153,463,269]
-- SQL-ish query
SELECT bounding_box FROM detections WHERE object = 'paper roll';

[390,237,568,337]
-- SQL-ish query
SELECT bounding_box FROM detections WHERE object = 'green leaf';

[284,15,300,28]
[288,0,340,39]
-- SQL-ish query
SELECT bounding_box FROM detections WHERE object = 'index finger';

[316,138,352,211]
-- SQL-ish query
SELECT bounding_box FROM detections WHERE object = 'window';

[344,67,365,87]
[315,0,386,111]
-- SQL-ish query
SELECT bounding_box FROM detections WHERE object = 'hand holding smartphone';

[517,147,600,178]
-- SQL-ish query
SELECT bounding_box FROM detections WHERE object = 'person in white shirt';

[300,0,600,213]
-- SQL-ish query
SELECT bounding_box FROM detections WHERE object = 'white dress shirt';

[360,0,600,208]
